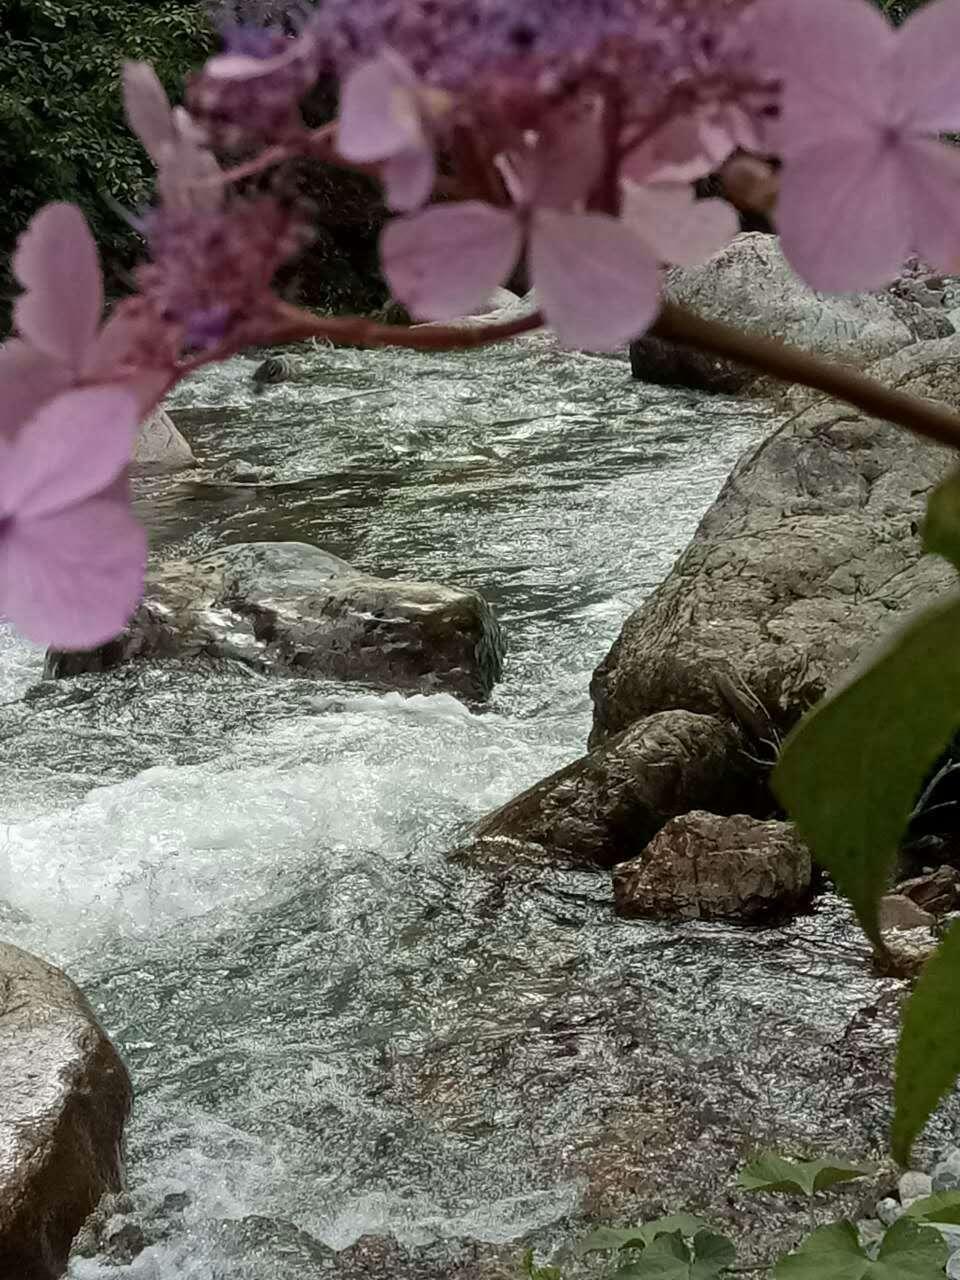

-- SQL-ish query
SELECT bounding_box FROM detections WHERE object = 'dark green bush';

[0,0,213,318]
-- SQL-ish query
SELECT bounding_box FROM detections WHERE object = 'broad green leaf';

[923,468,960,568]
[737,1153,875,1197]
[576,1216,709,1256]
[905,1189,960,1223]
[773,597,960,945]
[893,920,960,1164]
[615,1230,735,1280]
[775,1218,947,1280]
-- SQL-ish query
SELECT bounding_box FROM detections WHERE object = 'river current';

[0,337,927,1276]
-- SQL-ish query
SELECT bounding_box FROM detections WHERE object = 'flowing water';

[0,337,938,1277]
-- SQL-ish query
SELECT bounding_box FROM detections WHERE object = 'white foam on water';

[1,699,568,959]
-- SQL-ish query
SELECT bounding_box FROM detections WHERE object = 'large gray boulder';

[629,234,953,394]
[613,812,813,923]
[132,406,196,474]
[471,710,762,866]
[0,943,131,1280]
[46,541,504,703]
[592,335,960,746]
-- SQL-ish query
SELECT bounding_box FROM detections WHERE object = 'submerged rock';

[628,234,953,395]
[472,711,760,866]
[592,335,960,746]
[0,943,131,1280]
[132,406,197,474]
[613,812,813,923]
[46,541,504,703]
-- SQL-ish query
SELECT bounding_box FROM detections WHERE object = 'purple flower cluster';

[4,0,960,648]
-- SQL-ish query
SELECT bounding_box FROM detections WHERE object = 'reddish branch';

[653,302,960,452]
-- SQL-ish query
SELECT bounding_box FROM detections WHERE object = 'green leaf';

[773,597,960,945]
[775,1218,947,1280]
[615,1231,735,1280]
[923,468,960,569]
[737,1153,876,1198]
[893,919,960,1163]
[520,1248,561,1280]
[576,1216,709,1256]
[905,1189,960,1223]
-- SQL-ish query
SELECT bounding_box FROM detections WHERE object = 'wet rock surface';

[592,336,960,746]
[628,234,954,395]
[44,541,504,703]
[133,407,197,474]
[613,812,813,923]
[471,711,760,866]
[0,943,131,1280]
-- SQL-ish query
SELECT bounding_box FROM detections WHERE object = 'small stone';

[857,1218,885,1254]
[947,1253,960,1280]
[934,1148,960,1191]
[877,1197,904,1226]
[102,1214,146,1264]
[898,1171,933,1206]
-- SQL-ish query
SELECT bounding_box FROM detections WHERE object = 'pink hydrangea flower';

[123,62,223,212]
[0,386,148,648]
[381,113,735,350]
[337,51,445,210]
[187,17,323,142]
[0,204,170,440]
[756,0,960,290]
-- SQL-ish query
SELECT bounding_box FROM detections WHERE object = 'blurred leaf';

[775,1217,947,1279]
[773,598,960,946]
[893,921,960,1164]
[738,1153,875,1198]
[615,1230,735,1280]
[904,1189,960,1223]
[576,1216,709,1256]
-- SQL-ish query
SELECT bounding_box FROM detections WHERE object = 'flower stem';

[653,301,960,451]
[267,300,547,350]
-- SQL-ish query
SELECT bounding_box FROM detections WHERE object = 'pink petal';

[337,52,426,163]
[1,386,141,519]
[382,147,436,212]
[622,183,738,266]
[623,114,728,186]
[0,341,71,438]
[122,61,175,165]
[12,204,103,369]
[752,0,894,150]
[896,0,960,132]
[903,137,960,274]
[0,498,147,649]
[506,105,604,209]
[157,136,224,213]
[381,203,522,321]
[776,137,909,291]
[529,211,660,351]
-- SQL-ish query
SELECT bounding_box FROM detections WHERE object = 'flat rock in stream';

[0,943,131,1280]
[470,710,762,866]
[613,812,813,923]
[629,234,953,395]
[45,542,504,702]
[592,334,960,746]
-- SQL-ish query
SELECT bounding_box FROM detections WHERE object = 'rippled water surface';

[0,338,923,1277]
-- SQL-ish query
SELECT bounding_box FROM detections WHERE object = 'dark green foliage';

[737,1154,876,1198]
[0,0,214,315]
[0,2,388,332]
